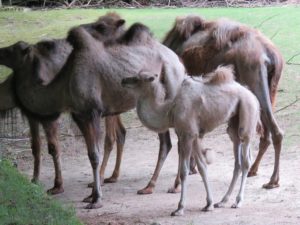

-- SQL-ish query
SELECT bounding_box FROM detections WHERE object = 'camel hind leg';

[72,112,103,209]
[103,115,126,183]
[193,138,213,212]
[252,66,283,189]
[248,125,271,177]
[214,118,241,208]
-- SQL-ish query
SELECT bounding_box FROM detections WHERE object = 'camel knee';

[104,135,115,151]
[48,143,59,158]
[88,151,100,168]
[272,130,283,146]
[116,126,126,146]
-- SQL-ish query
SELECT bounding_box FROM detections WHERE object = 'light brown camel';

[0,22,185,208]
[122,66,260,216]
[163,15,283,189]
[0,13,132,194]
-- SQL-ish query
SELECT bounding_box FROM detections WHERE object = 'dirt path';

[13,111,300,225]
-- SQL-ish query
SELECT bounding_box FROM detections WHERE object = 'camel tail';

[204,65,235,85]
[268,51,284,109]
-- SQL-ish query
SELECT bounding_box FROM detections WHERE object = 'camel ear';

[139,71,157,82]
[116,19,125,27]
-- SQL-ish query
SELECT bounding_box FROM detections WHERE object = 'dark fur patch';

[11,75,60,122]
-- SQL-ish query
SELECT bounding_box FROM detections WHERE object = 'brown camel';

[122,66,260,216]
[0,13,131,194]
[0,21,185,208]
[163,15,283,189]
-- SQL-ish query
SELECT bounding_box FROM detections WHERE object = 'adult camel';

[0,13,131,194]
[163,15,283,189]
[0,21,185,208]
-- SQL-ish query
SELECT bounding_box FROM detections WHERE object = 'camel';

[122,66,260,216]
[0,13,132,194]
[0,21,185,208]
[163,15,284,189]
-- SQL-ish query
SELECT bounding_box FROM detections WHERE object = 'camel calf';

[122,66,260,216]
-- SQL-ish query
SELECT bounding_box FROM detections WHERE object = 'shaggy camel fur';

[0,21,185,208]
[122,66,260,216]
[0,13,130,194]
[163,15,283,189]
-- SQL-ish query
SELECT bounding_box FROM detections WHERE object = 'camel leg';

[72,113,103,209]
[171,134,193,216]
[28,117,41,184]
[232,137,251,208]
[214,122,241,208]
[193,139,213,212]
[137,130,172,195]
[167,140,181,194]
[88,116,116,187]
[248,126,271,177]
[252,67,283,189]
[42,120,64,195]
[104,115,126,183]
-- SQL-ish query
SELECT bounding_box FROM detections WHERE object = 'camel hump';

[67,26,97,50]
[120,23,153,45]
[212,19,246,50]
[203,65,235,85]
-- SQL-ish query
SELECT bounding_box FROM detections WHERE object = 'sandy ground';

[6,111,300,225]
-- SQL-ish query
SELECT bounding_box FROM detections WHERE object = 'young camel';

[122,66,260,216]
[0,21,185,208]
[0,13,129,193]
[163,15,283,189]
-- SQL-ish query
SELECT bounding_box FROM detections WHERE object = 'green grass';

[0,160,83,225]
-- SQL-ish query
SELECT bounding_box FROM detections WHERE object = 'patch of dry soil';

[13,111,300,225]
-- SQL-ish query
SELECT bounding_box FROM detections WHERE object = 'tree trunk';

[0,0,2,7]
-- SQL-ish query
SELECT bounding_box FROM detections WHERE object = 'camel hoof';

[104,176,118,183]
[85,202,103,209]
[214,202,226,208]
[82,195,93,203]
[201,204,214,212]
[137,186,154,195]
[231,203,241,209]
[47,186,64,195]
[167,186,181,194]
[87,182,94,188]
[171,209,184,216]
[247,171,257,177]
[262,182,279,189]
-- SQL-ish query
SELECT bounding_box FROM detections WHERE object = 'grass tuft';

[0,160,82,225]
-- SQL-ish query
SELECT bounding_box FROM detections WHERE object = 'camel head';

[77,12,125,43]
[0,41,30,69]
[0,39,71,85]
[121,71,159,93]
[163,15,206,54]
